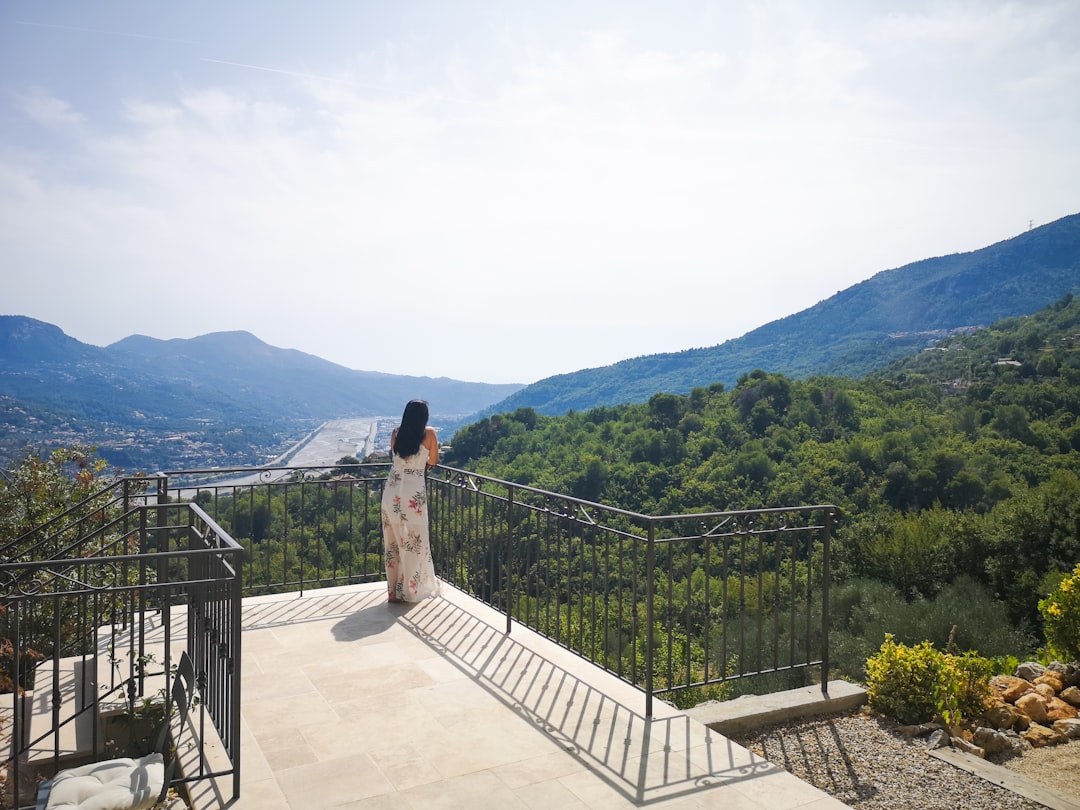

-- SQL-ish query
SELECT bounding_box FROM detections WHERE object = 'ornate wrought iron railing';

[2,461,836,809]
[0,483,243,810]
[162,463,838,718]
[427,467,837,717]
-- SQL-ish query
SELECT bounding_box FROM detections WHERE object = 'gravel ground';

[1003,741,1080,801]
[729,709,1079,810]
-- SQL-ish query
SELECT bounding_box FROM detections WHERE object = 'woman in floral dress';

[382,400,440,603]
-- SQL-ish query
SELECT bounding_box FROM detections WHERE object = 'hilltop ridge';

[0,323,522,470]
[484,212,1080,415]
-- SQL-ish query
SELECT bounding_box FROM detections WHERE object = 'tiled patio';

[187,582,850,809]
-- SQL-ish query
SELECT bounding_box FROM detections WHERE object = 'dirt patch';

[999,739,1080,800]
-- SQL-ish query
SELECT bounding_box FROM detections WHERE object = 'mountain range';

[0,322,521,470]
[3,211,1079,470]
[482,212,1080,415]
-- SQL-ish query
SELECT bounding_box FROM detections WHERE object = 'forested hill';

[484,212,1080,416]
[446,294,1080,665]
[448,293,1080,514]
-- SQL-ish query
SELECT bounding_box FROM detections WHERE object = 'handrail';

[0,477,163,560]
[424,465,838,716]
[1,496,243,810]
[158,463,836,714]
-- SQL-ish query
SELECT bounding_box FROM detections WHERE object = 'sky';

[2,2,1078,385]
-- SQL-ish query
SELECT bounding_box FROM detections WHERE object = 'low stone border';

[685,679,867,736]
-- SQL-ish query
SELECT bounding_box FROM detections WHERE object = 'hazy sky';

[2,2,1078,384]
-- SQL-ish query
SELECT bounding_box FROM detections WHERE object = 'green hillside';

[488,213,1080,415]
[448,294,1080,673]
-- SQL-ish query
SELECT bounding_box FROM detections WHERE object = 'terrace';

[3,464,847,809]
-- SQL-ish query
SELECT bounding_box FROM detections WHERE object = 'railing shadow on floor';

[391,588,781,806]
[242,588,391,633]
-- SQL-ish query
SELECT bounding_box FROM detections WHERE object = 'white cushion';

[43,753,164,810]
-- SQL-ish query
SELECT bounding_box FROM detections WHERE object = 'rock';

[972,726,1025,756]
[991,675,1034,703]
[1015,692,1049,724]
[1034,682,1056,700]
[1015,661,1046,682]
[1053,718,1080,740]
[1046,696,1079,722]
[1035,672,1065,692]
[926,729,951,750]
[1021,722,1069,747]
[1060,685,1080,707]
[896,722,941,738]
[983,701,1028,731]
[1046,660,1080,688]
[951,736,986,757]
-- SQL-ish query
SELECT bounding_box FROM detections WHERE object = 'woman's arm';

[425,427,439,468]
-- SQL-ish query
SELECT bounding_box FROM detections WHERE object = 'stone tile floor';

[186,582,849,809]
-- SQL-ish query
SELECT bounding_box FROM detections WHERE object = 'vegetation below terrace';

[446,294,1080,681]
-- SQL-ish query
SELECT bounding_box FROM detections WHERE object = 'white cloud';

[2,1,1079,383]
[15,88,85,131]
[876,2,1057,49]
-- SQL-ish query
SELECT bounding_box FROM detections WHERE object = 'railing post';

[231,545,243,801]
[645,520,656,719]
[156,475,170,622]
[506,484,514,635]
[821,507,834,698]
[138,505,150,686]
[156,473,170,550]
[11,603,23,810]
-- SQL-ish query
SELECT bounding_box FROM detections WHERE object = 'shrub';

[1040,562,1080,662]
[913,576,1036,659]
[865,635,943,724]
[937,649,994,728]
[864,634,993,726]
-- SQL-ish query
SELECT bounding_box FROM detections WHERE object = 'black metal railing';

[0,482,243,810]
[2,461,836,809]
[162,463,838,718]
[427,467,837,717]
[162,465,387,597]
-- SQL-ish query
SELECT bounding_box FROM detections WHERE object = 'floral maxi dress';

[382,447,440,602]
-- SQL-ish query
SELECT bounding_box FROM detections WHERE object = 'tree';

[332,456,362,477]
[991,404,1036,445]
[1,446,118,694]
[648,393,687,429]
[1,445,111,551]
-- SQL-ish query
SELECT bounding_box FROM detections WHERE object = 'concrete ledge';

[685,680,867,736]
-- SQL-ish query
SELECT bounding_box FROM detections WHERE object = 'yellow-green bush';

[937,649,994,728]
[1040,563,1080,663]
[865,634,992,725]
[865,635,942,724]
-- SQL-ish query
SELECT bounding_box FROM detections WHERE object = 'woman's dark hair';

[393,399,429,458]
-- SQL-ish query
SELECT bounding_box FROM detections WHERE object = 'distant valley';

[0,324,521,471]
